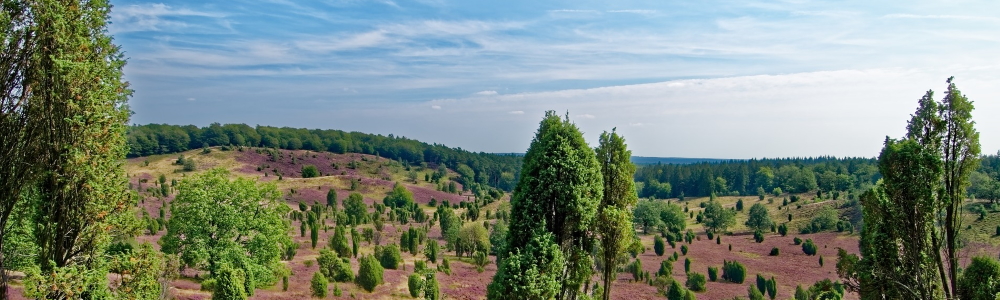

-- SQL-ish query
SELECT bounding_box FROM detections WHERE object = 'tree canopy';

[162,168,291,290]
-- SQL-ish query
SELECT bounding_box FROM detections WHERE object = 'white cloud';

[882,14,1000,22]
[431,105,442,110]
[476,90,498,96]
[508,110,524,114]
[607,10,657,15]
[577,114,595,119]
[111,4,225,33]
[628,122,643,127]
[187,97,196,101]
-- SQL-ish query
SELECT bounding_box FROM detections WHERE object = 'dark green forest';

[127,123,1000,202]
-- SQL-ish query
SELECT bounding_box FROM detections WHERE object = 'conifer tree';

[594,129,639,300]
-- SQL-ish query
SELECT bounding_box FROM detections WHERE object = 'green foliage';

[302,165,320,178]
[161,169,290,291]
[595,129,639,300]
[766,277,777,300]
[457,222,491,257]
[703,200,736,233]
[408,273,425,297]
[489,221,508,256]
[806,206,838,233]
[317,249,354,282]
[376,244,403,269]
[721,260,747,284]
[745,203,773,231]
[330,226,352,258]
[499,111,602,298]
[684,257,691,273]
[213,266,248,300]
[769,247,780,256]
[753,230,765,243]
[802,239,817,256]
[793,237,802,245]
[487,230,565,300]
[749,285,765,300]
[819,255,824,267]
[654,236,666,256]
[356,255,384,292]
[666,280,688,300]
[423,272,441,300]
[658,260,673,278]
[681,244,688,255]
[383,182,415,208]
[686,272,706,292]
[311,271,328,298]
[326,189,338,209]
[736,199,744,211]
[778,223,788,236]
[958,256,1000,300]
[707,266,718,282]
[473,251,490,272]
[425,239,439,263]
[343,192,368,226]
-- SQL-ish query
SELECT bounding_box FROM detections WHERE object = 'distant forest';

[127,123,523,190]
[127,123,1000,200]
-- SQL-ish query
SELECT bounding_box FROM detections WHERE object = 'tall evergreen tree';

[594,129,638,300]
[490,111,602,300]
[10,0,137,298]
[939,77,980,298]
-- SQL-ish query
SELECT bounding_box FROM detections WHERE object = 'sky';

[112,0,1000,158]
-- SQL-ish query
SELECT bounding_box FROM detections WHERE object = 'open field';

[10,148,1000,300]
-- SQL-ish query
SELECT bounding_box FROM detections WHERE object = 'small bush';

[716,236,721,244]
[721,260,746,284]
[658,260,673,277]
[819,255,824,267]
[802,239,818,256]
[707,231,714,240]
[356,255,384,292]
[753,230,765,243]
[686,272,706,292]
[407,273,424,298]
[654,236,666,256]
[377,244,402,269]
[778,224,788,236]
[707,266,718,282]
[684,257,691,273]
[681,244,689,255]
[793,237,803,245]
[769,247,780,256]
[302,165,320,178]
[311,272,328,298]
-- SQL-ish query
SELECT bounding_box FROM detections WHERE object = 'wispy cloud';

[882,14,1000,22]
[111,4,226,33]
[475,90,498,96]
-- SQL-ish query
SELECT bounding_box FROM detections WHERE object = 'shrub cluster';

[686,272,707,292]
[721,260,747,284]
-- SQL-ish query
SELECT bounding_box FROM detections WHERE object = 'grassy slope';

[113,148,1000,300]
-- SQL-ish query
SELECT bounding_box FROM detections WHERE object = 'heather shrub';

[654,236,666,256]
[802,239,818,256]
[686,272,706,292]
[408,273,424,297]
[721,260,746,284]
[356,255,384,292]
[311,272,328,298]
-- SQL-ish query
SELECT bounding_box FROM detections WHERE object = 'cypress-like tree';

[8,0,136,297]
[594,128,638,300]
[491,111,602,300]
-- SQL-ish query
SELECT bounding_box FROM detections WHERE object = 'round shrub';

[356,255,384,292]
[721,260,746,284]
[707,266,718,282]
[658,260,673,277]
[377,244,402,269]
[686,272,706,292]
[958,256,1000,300]
[769,247,780,256]
[778,224,788,236]
[681,245,689,255]
[753,229,765,243]
[311,272,328,298]
[214,267,247,300]
[408,273,425,298]
[802,239,818,256]
[793,237,803,245]
[654,236,666,256]
[707,231,715,240]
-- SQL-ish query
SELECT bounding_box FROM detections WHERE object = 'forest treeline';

[128,123,1000,202]
[127,123,523,190]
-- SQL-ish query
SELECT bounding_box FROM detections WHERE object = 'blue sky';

[113,0,1000,158]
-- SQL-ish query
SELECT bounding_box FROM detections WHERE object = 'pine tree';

[594,128,638,300]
